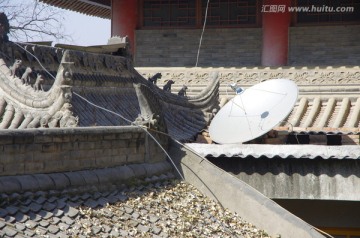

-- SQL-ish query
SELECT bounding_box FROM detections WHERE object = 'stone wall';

[134,25,360,67]
[135,28,262,67]
[0,127,167,176]
[289,25,360,66]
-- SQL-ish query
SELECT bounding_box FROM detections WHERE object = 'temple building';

[34,1,360,237]
[39,0,360,67]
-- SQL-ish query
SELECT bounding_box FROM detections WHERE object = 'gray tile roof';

[0,43,220,142]
[0,178,271,238]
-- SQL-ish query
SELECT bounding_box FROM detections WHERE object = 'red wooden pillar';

[261,0,291,66]
[111,0,138,55]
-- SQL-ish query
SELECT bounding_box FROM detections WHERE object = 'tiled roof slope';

[138,67,360,135]
[0,179,270,237]
[39,0,111,19]
[278,96,360,134]
[0,43,220,141]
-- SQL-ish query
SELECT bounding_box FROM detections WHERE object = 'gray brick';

[137,28,262,67]
[115,133,132,140]
[289,25,360,66]
[62,159,80,170]
[96,140,112,149]
[34,135,53,143]
[52,135,71,143]
[103,133,116,140]
[3,144,21,153]
[95,156,112,167]
[78,141,96,150]
[43,160,63,173]
[4,163,25,175]
[78,158,96,168]
[61,142,78,151]
[127,154,145,164]
[111,154,127,166]
[42,143,60,153]
[70,134,88,142]
[111,140,128,148]
[24,162,44,173]
[0,135,13,145]
[86,134,103,141]
[13,135,34,144]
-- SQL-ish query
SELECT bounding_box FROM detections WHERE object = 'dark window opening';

[202,0,258,26]
[143,0,196,27]
[141,0,260,28]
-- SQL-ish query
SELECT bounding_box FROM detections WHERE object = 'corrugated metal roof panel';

[186,143,360,160]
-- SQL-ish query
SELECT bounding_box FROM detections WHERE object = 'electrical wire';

[281,120,300,144]
[195,0,210,67]
[7,41,333,238]
[12,41,186,180]
[10,42,241,237]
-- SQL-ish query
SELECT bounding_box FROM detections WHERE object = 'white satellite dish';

[209,79,298,144]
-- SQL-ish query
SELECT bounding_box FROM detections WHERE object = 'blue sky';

[5,0,111,46]
[63,10,111,46]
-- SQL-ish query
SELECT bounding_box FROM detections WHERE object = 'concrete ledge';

[168,139,325,238]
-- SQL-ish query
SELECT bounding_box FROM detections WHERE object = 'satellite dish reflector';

[209,79,298,144]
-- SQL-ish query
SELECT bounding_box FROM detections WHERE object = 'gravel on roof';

[0,178,270,238]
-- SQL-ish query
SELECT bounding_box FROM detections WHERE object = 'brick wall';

[0,127,167,176]
[289,25,360,66]
[135,28,262,67]
[135,25,360,67]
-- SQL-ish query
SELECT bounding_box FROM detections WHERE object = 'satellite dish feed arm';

[229,83,243,95]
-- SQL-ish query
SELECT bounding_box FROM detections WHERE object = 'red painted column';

[111,0,138,55]
[261,0,291,66]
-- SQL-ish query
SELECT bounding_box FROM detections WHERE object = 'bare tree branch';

[1,0,73,43]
